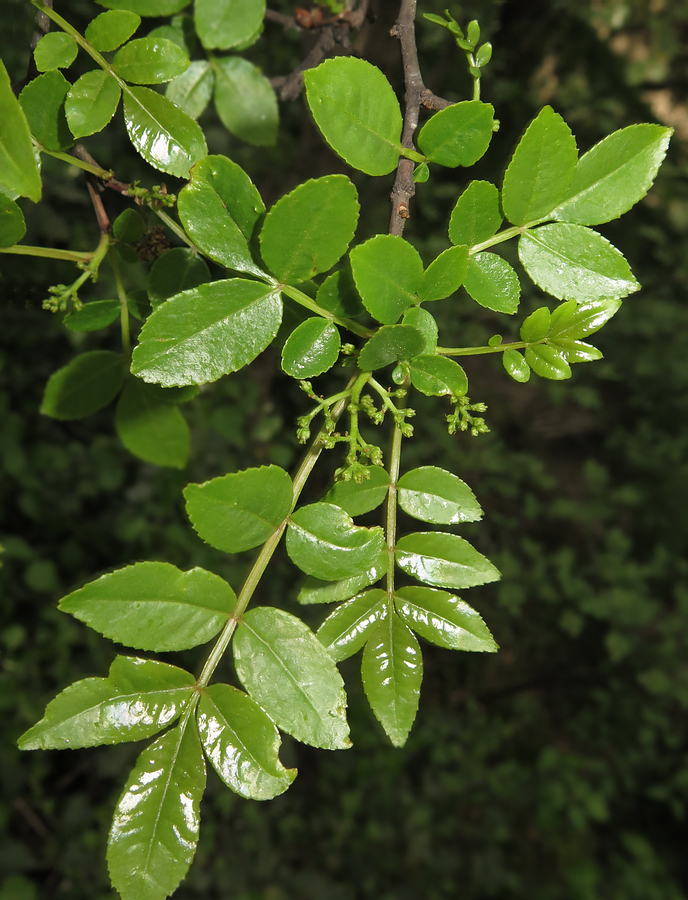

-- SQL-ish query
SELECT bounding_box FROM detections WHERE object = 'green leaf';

[520,306,551,342]
[413,161,429,183]
[525,344,571,380]
[40,351,125,420]
[317,589,387,661]
[212,56,277,146]
[417,245,469,303]
[184,465,293,553]
[107,721,206,900]
[147,247,210,306]
[401,307,438,351]
[394,587,497,652]
[113,37,189,85]
[518,224,639,302]
[59,561,236,651]
[358,325,426,371]
[464,252,521,314]
[19,71,72,152]
[148,17,197,55]
[552,338,603,363]
[65,71,122,139]
[64,298,121,331]
[323,467,390,517]
[396,532,500,590]
[85,10,141,51]
[316,269,365,318]
[113,208,146,242]
[281,318,341,378]
[131,280,282,387]
[260,175,359,283]
[165,61,214,119]
[287,502,384,580]
[546,297,621,339]
[398,466,483,525]
[0,194,26,247]
[197,684,296,800]
[502,106,578,225]
[177,154,265,275]
[34,33,78,72]
[361,614,422,747]
[98,0,190,14]
[304,57,402,176]
[19,656,195,751]
[115,379,190,468]
[195,0,265,49]
[296,551,387,605]
[0,61,42,202]
[234,607,351,750]
[448,180,502,247]
[417,101,495,168]
[409,355,468,398]
[123,85,207,177]
[502,348,530,382]
[349,234,423,324]
[552,124,672,225]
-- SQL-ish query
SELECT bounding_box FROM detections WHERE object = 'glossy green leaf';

[317,589,387,661]
[166,61,214,119]
[213,56,277,146]
[398,466,483,525]
[184,465,293,553]
[282,318,341,378]
[394,586,497,652]
[234,607,351,750]
[502,348,530,382]
[520,306,551,342]
[417,101,495,168]
[0,194,26,247]
[324,467,390,517]
[287,502,384,581]
[316,269,365,318]
[519,224,638,302]
[98,0,189,14]
[525,344,571,380]
[34,33,78,72]
[361,614,422,747]
[59,561,236,651]
[40,351,125,420]
[63,298,121,331]
[409,355,468,398]
[177,155,265,275]
[396,532,500,590]
[131,280,282,387]
[260,176,359,284]
[401,307,438,351]
[417,245,469,303]
[502,106,578,225]
[113,208,146,243]
[449,180,502,247]
[107,721,206,900]
[296,551,387,605]
[547,297,621,339]
[552,338,603,363]
[464,252,521,314]
[66,71,121,139]
[19,71,72,151]
[123,85,207,177]
[358,325,426,372]
[350,234,423,324]
[147,248,210,306]
[0,62,42,202]
[115,379,190,468]
[195,0,265,49]
[19,656,195,751]
[552,124,672,225]
[305,57,402,176]
[85,10,141,50]
[197,684,296,801]
[148,16,196,54]
[113,37,189,85]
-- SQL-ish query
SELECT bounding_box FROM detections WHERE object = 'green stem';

[468,217,548,255]
[369,377,403,415]
[385,399,406,601]
[153,209,200,253]
[38,147,113,180]
[0,245,95,262]
[109,248,131,360]
[280,284,373,339]
[437,338,542,357]
[196,381,356,690]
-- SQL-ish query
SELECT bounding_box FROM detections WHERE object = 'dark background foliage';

[2,0,688,897]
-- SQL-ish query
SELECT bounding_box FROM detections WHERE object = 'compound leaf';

[502,348,530,382]
[396,532,500,590]
[85,10,141,51]
[115,378,190,468]
[464,252,520,314]
[213,56,277,146]
[66,71,121,139]
[195,0,265,50]
[525,344,571,380]
[398,466,483,524]
[358,325,426,371]
[113,37,189,84]
[394,586,497,652]
[282,318,341,378]
[317,589,387,662]
[41,351,125,420]
[165,61,214,119]
[350,234,423,324]
[324,467,390,517]
[448,180,502,247]
[409,355,468,398]
[34,33,78,72]
[547,297,621,339]
[0,61,42,201]
[296,551,387,605]
[19,70,72,151]
[417,100,495,168]
[417,245,469,303]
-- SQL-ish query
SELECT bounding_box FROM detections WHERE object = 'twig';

[265,8,303,32]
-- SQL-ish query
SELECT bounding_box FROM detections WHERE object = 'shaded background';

[2,0,688,897]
